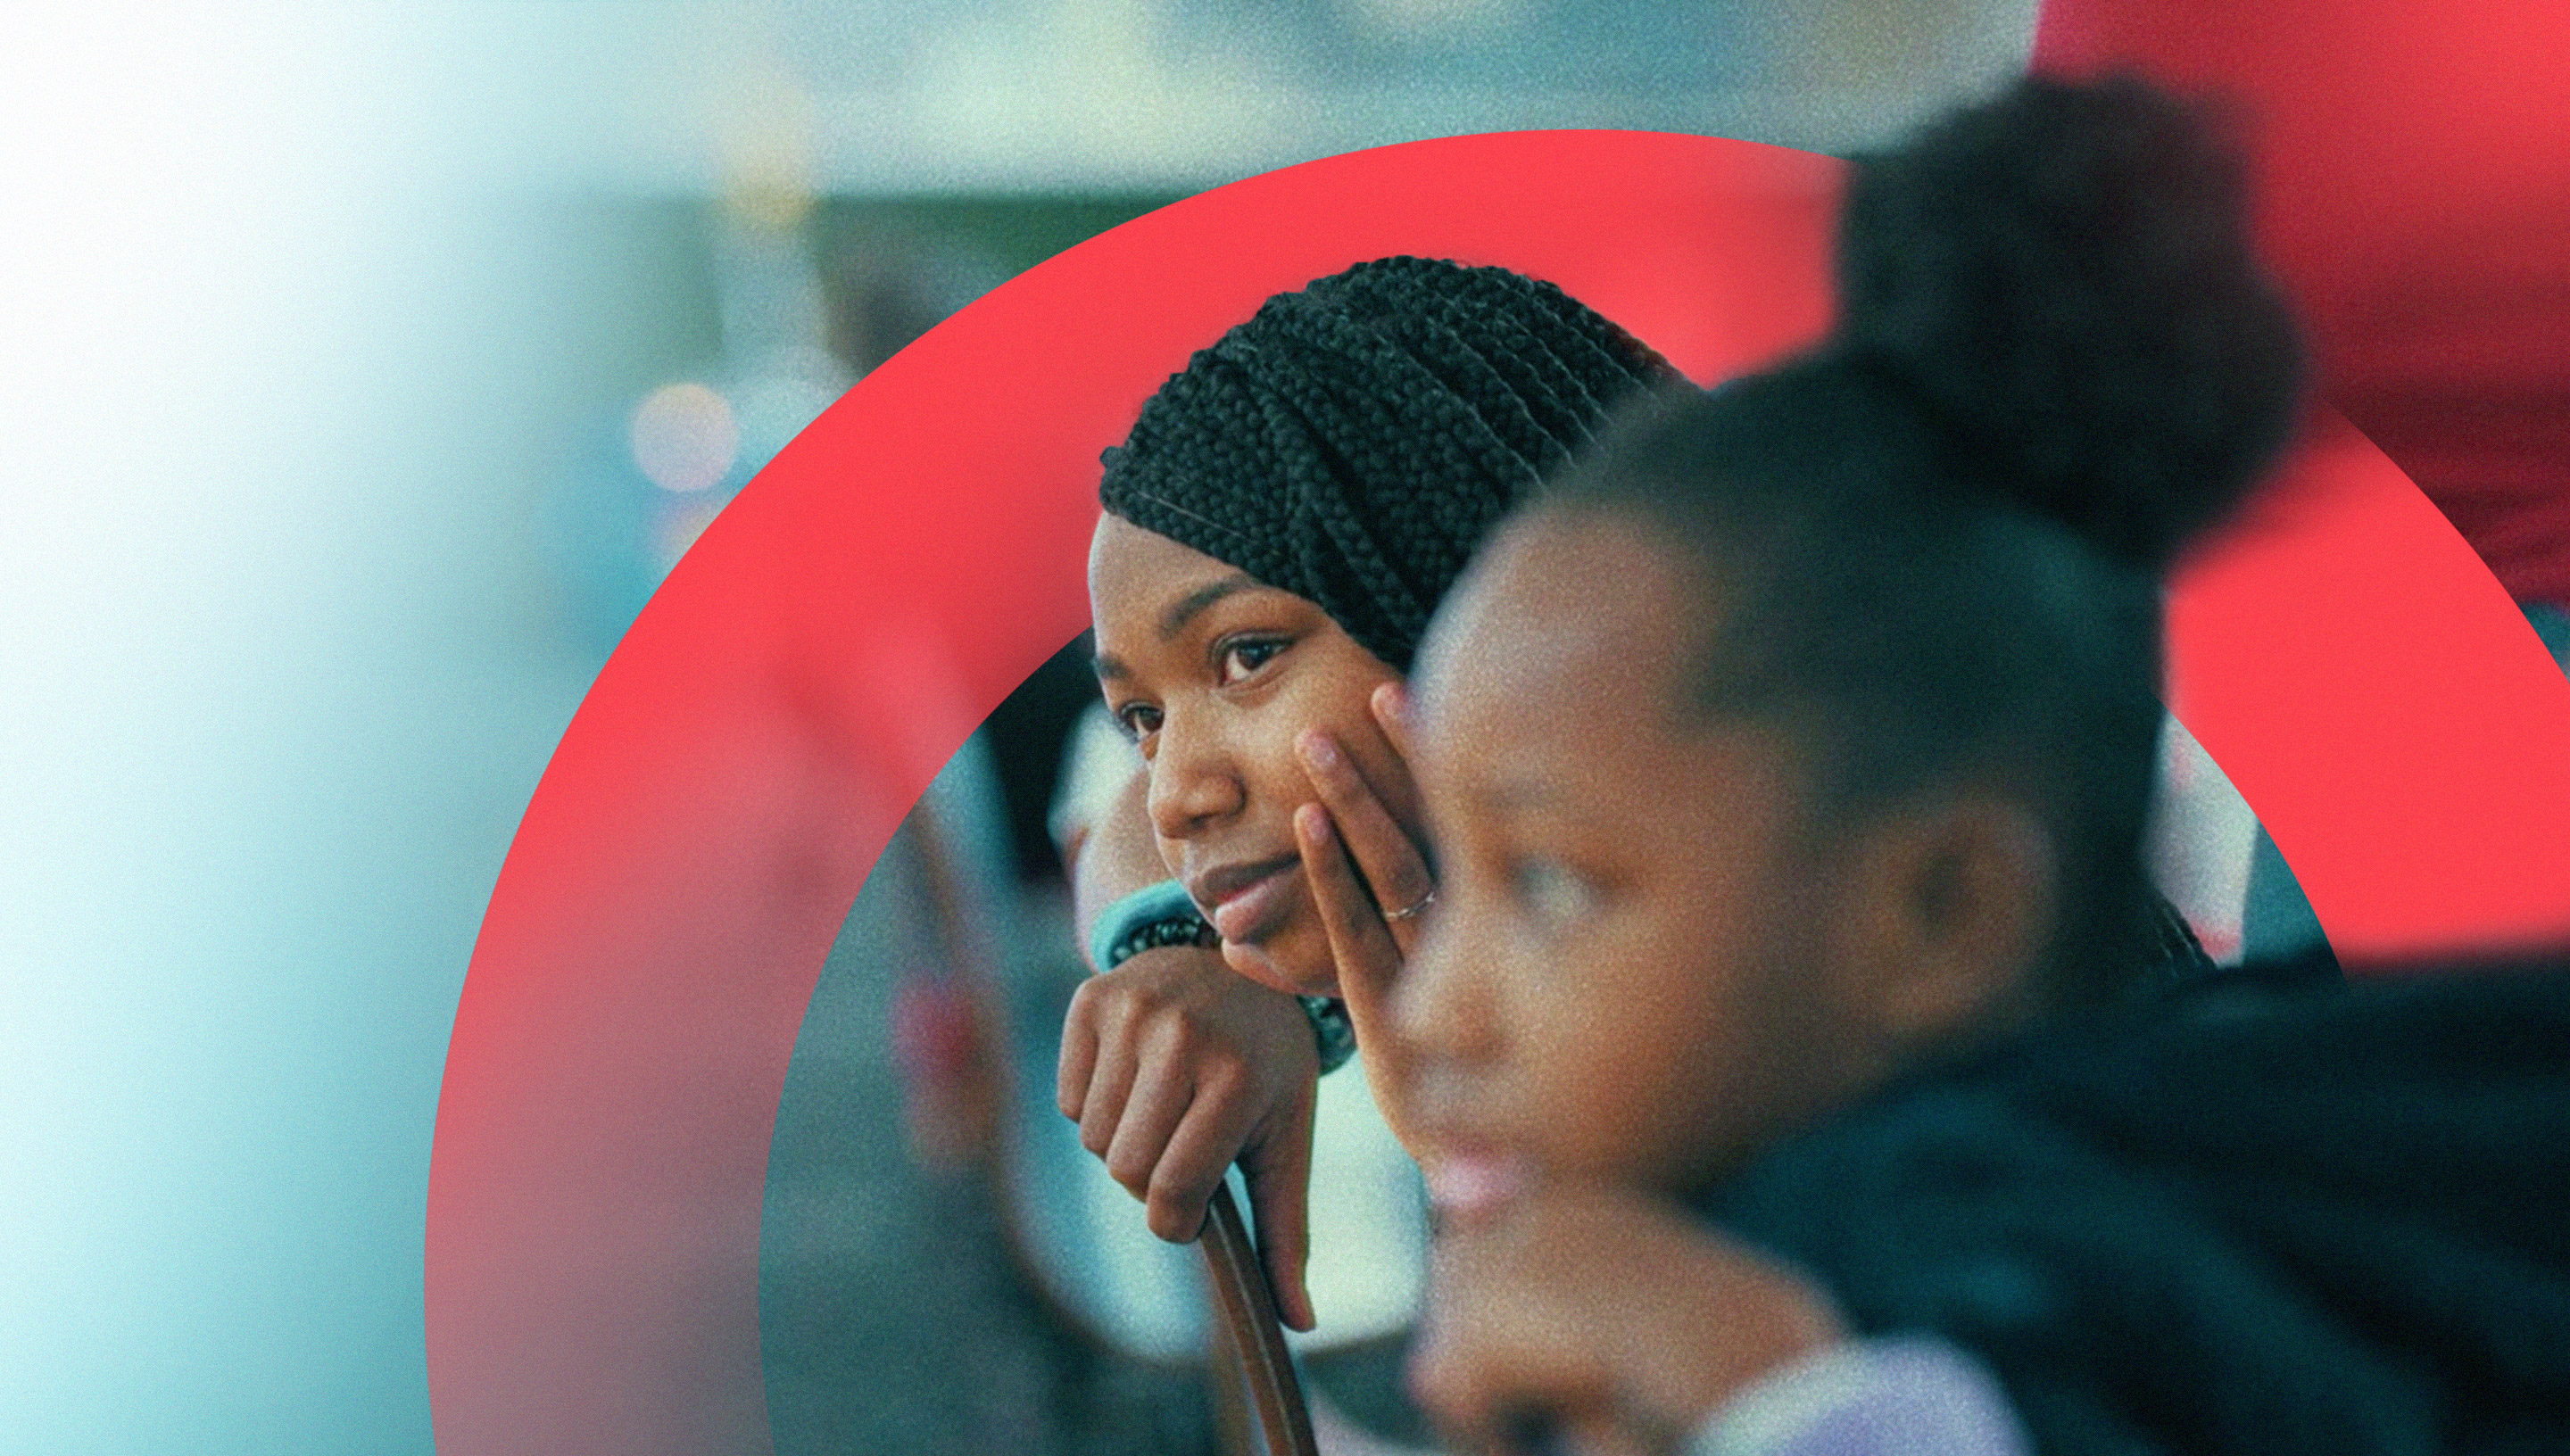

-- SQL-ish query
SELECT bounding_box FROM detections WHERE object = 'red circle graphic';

[425,129,2570,1455]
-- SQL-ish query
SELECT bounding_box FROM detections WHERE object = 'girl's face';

[1395,510,1896,1214]
[1089,514,1423,997]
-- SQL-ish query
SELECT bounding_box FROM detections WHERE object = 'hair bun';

[1834,73,2303,572]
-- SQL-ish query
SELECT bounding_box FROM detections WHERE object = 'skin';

[1084,514,1425,997]
[1057,765,1322,1328]
[1396,510,1894,1209]
[1059,512,1438,1329]
[1390,508,2056,1452]
[1410,1186,1844,1456]
[1065,506,2052,1386]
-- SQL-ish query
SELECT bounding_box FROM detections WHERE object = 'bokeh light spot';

[630,382,739,494]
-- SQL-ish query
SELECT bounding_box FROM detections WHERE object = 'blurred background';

[38,2,2422,1452]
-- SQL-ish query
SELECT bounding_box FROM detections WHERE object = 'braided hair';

[1546,75,2303,1004]
[1098,256,1677,674]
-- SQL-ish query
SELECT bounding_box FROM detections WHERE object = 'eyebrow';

[1092,572,1264,683]
[1156,574,1259,641]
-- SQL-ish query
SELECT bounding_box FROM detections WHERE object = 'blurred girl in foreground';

[1391,76,2570,1454]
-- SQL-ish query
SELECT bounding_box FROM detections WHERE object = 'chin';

[1220,933,1340,1000]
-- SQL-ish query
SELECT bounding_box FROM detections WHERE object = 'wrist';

[1298,995,1356,1075]
[1088,879,1358,1078]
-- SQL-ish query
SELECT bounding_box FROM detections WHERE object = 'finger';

[1239,1082,1318,1331]
[1371,680,1417,762]
[1410,1286,1604,1456]
[1297,729,1435,951]
[1295,801,1404,1005]
[1057,982,1103,1121]
[1101,1055,1195,1201]
[1074,1016,1141,1159]
[1145,1086,1258,1245]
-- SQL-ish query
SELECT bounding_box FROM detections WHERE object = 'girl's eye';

[1112,702,1162,745]
[1215,636,1289,685]
[1512,857,1598,930]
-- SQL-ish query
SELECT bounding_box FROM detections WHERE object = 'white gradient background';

[0,4,2034,1451]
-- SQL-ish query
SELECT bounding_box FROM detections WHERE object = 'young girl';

[1389,76,2570,1454]
[1065,248,2220,1335]
[1060,255,1679,1329]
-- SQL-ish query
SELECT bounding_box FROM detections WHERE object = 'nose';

[1392,890,1497,1067]
[1143,709,1245,841]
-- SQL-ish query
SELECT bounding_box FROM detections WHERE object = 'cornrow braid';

[1099,256,1677,672]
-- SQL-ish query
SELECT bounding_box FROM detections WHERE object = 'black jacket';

[1705,954,2570,1455]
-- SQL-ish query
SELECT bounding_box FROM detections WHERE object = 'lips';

[1418,1143,1531,1229]
[1186,853,1302,944]
[1410,1085,1534,1228]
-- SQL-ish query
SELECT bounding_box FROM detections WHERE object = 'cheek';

[1492,932,1616,1089]
[1309,677,1422,833]
[1256,673,1395,814]
[1237,685,1339,805]
[1623,896,1840,1185]
[1239,721,1314,820]
[1523,911,1740,1174]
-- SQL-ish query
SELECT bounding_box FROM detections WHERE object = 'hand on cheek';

[1293,710,1433,980]
[1409,1185,1845,1456]
[1293,708,1435,1146]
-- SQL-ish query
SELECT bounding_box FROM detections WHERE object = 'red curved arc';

[424,129,2570,1456]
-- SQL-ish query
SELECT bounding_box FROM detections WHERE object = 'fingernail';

[1301,731,1341,772]
[1297,803,1331,844]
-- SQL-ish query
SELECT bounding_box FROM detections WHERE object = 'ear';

[1832,794,2057,1049]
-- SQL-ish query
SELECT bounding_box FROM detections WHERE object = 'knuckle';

[1146,1192,1204,1243]
[1083,1001,1130,1046]
[1338,896,1376,936]
[1148,1162,1212,1212]
[1197,1056,1247,1103]
[1158,1009,1205,1053]
[1316,765,1359,806]
[1062,990,1099,1034]
[1107,1149,1151,1193]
